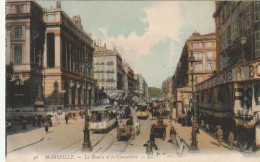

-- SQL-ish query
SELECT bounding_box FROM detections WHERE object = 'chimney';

[104,43,106,48]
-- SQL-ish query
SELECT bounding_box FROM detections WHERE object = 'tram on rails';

[89,104,117,132]
[136,102,150,119]
[195,60,260,149]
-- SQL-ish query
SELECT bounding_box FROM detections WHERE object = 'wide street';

[7,107,259,162]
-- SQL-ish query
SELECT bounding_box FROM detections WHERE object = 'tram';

[136,102,150,119]
[89,104,117,132]
[195,61,260,148]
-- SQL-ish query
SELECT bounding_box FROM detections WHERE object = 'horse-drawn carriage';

[151,118,167,141]
[89,105,117,132]
[118,105,131,119]
[136,102,150,119]
[117,117,135,140]
[117,104,135,140]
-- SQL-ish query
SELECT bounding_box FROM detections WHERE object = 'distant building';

[136,74,148,100]
[93,44,123,91]
[171,32,216,118]
[122,62,134,93]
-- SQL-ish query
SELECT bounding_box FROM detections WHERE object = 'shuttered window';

[255,1,260,23]
[14,45,22,64]
[255,23,260,58]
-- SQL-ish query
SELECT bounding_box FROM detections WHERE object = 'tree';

[148,87,162,99]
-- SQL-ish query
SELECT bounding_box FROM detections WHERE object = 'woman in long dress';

[55,115,60,124]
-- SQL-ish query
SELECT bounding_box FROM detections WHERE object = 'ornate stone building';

[6,1,94,113]
[43,3,94,110]
[6,0,46,109]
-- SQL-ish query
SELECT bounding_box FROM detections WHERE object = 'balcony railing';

[106,70,114,73]
[107,79,115,82]
[106,62,114,65]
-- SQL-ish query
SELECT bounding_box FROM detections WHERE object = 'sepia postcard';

[3,0,260,162]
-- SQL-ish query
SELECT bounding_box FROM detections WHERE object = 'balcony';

[106,70,114,73]
[106,62,114,65]
[107,79,115,82]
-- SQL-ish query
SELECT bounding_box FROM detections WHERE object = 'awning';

[131,96,142,103]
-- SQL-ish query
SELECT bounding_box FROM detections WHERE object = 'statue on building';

[72,15,83,29]
[56,1,61,9]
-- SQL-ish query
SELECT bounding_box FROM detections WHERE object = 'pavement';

[6,108,260,162]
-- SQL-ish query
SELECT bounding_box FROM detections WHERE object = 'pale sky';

[38,1,216,88]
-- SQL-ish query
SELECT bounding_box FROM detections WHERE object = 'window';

[255,1,260,23]
[246,3,251,30]
[207,62,212,72]
[256,23,260,58]
[206,42,212,48]
[14,45,22,64]
[194,63,202,72]
[16,5,22,14]
[14,27,22,38]
[232,18,239,42]
[227,26,231,46]
[207,52,212,60]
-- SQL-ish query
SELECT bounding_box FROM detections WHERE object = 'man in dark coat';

[65,115,69,124]
[169,126,176,144]
[150,129,155,143]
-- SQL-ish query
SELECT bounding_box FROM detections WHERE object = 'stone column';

[43,33,47,67]
[54,32,61,68]
[81,87,84,106]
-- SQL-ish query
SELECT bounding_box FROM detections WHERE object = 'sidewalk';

[169,120,236,154]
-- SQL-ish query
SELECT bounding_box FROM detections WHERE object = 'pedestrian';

[55,115,60,124]
[150,129,155,144]
[44,121,49,133]
[79,111,83,119]
[33,114,37,126]
[169,126,176,144]
[65,115,69,124]
[206,124,210,132]
[177,139,185,154]
[228,131,234,150]
[216,126,223,147]
[72,112,76,121]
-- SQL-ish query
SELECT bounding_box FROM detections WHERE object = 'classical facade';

[6,1,94,112]
[6,0,46,108]
[43,4,94,110]
[93,44,123,91]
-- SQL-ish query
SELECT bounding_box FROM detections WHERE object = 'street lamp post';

[189,51,199,151]
[188,51,195,121]
[82,47,92,152]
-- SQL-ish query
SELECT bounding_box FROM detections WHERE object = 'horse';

[151,110,160,120]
